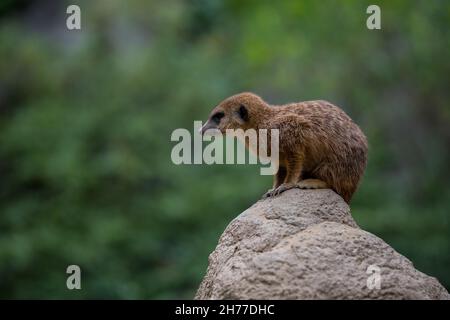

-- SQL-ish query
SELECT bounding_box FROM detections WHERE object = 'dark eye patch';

[212,112,224,124]
[238,104,249,122]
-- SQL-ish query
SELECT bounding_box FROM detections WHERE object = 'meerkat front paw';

[262,188,275,199]
[270,183,298,197]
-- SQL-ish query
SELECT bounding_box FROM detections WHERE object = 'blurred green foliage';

[0,0,449,298]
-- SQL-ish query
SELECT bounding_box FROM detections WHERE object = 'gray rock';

[195,189,450,300]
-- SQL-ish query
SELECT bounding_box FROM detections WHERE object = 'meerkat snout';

[199,120,221,136]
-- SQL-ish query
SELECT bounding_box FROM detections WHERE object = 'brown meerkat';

[200,92,368,203]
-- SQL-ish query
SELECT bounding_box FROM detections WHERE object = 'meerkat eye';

[238,104,249,122]
[212,112,224,124]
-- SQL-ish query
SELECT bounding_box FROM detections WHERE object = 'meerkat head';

[200,92,267,135]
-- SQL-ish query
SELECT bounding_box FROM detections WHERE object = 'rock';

[195,189,450,300]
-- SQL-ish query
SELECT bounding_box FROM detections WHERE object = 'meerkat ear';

[238,104,249,122]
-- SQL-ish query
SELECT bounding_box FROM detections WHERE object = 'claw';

[271,183,298,197]
[262,188,275,199]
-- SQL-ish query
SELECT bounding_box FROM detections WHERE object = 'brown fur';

[201,92,368,203]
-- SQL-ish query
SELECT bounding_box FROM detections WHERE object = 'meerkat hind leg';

[297,179,328,189]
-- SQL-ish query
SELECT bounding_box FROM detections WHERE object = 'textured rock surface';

[195,189,450,300]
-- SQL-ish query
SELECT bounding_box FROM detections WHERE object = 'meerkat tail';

[296,179,328,189]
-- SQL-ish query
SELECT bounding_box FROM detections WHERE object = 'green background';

[0,0,449,298]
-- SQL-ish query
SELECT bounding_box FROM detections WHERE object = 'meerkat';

[200,92,368,203]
